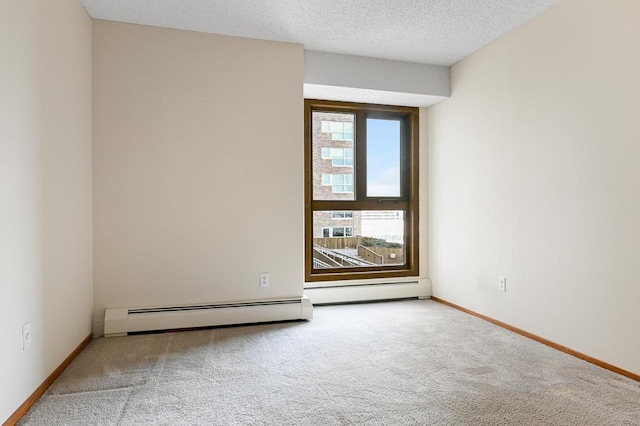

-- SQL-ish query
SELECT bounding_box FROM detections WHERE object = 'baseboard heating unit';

[304,278,431,305]
[104,296,313,337]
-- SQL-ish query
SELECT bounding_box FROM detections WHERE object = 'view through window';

[305,100,419,282]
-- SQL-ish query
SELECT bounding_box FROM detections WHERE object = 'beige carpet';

[19,300,640,425]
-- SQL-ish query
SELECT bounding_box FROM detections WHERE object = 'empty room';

[1,0,639,424]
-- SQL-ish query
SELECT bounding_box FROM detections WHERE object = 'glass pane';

[329,122,342,133]
[366,118,401,197]
[312,211,405,269]
[312,112,355,201]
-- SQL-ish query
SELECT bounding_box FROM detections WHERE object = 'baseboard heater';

[304,279,431,305]
[104,296,313,337]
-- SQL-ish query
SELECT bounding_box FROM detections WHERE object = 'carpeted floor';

[18,299,640,425]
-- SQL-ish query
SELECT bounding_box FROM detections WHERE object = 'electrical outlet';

[22,322,32,351]
[260,273,269,288]
[498,276,507,292]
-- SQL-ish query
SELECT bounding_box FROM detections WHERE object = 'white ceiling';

[80,0,559,66]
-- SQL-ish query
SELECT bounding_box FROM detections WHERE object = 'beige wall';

[429,0,640,375]
[0,0,93,421]
[92,21,304,335]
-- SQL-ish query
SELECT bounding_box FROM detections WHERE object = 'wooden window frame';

[305,99,419,282]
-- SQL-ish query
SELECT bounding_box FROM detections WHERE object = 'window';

[321,147,354,166]
[321,121,354,141]
[332,211,354,219]
[320,174,354,193]
[322,226,354,238]
[305,100,419,282]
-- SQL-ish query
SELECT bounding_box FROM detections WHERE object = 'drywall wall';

[304,51,450,107]
[429,0,640,374]
[305,51,450,97]
[92,21,304,336]
[0,0,93,421]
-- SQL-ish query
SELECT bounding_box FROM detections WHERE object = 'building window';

[321,121,354,141]
[305,99,419,282]
[322,226,354,238]
[320,174,354,193]
[332,211,354,219]
[321,147,354,166]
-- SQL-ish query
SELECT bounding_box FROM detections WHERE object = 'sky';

[366,118,400,197]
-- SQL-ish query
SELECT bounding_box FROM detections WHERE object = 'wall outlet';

[260,273,269,288]
[22,322,32,350]
[498,276,507,292]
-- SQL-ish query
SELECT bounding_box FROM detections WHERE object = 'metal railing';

[313,258,333,269]
[313,244,376,267]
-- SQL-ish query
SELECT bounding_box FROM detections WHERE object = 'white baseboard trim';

[304,278,431,305]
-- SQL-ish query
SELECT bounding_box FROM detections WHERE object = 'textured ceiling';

[81,0,559,66]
